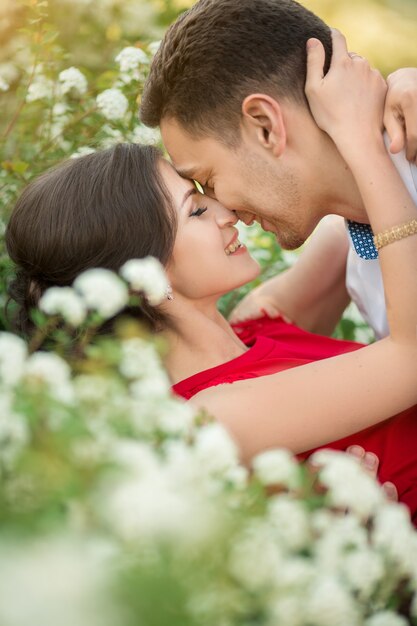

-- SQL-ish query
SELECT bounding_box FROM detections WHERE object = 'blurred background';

[1,0,417,339]
[1,0,416,84]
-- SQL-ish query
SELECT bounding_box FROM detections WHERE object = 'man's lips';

[260,219,277,234]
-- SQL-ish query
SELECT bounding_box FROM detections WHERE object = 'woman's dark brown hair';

[6,143,176,335]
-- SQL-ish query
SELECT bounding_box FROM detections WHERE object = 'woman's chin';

[232,262,262,290]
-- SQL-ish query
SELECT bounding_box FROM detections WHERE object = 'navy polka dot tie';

[347,220,378,260]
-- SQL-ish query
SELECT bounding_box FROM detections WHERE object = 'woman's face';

[160,160,260,301]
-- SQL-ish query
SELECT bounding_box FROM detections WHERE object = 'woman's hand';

[384,68,417,164]
[346,445,398,502]
[305,29,387,156]
[229,286,292,325]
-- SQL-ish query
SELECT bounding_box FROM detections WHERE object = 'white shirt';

[345,134,417,339]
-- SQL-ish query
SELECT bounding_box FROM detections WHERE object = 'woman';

[6,40,417,520]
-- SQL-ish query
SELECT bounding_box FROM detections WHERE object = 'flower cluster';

[1,264,417,625]
[58,67,88,97]
[38,256,169,327]
[1,318,417,626]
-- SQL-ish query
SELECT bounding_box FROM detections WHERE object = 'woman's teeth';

[225,239,242,255]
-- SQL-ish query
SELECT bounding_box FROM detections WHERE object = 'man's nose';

[235,210,256,226]
[216,205,239,227]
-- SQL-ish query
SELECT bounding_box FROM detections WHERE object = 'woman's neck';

[162,299,248,384]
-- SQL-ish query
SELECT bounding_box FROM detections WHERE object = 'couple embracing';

[6,0,417,521]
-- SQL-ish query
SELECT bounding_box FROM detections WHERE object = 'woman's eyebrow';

[180,187,197,209]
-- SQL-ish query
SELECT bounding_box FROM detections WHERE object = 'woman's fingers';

[305,37,326,90]
[329,28,349,65]
[346,445,378,475]
[384,110,406,155]
[381,481,398,502]
[385,68,417,163]
[305,28,386,149]
[346,445,399,502]
[229,297,285,324]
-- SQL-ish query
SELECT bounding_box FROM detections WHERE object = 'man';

[140,0,417,338]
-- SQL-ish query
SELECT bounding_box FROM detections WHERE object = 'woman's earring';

[166,285,174,301]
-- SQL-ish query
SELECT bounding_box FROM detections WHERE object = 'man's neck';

[321,143,369,223]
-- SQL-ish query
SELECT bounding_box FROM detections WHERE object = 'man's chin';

[275,231,306,250]
[259,219,306,250]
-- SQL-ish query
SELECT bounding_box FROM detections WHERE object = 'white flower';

[156,398,195,435]
[148,41,161,56]
[341,548,384,600]
[96,88,128,121]
[58,67,88,96]
[25,352,74,404]
[267,496,310,551]
[0,333,28,386]
[194,423,239,475]
[228,521,282,591]
[305,576,360,626]
[0,62,19,86]
[109,439,160,476]
[74,374,119,404]
[52,102,69,118]
[115,46,148,72]
[273,556,315,591]
[0,392,29,469]
[252,448,301,489]
[120,257,168,305]
[223,465,249,489]
[0,76,9,91]
[372,503,417,577]
[0,536,110,626]
[99,126,126,148]
[119,337,163,379]
[313,515,368,573]
[39,287,87,326]
[70,146,96,159]
[104,462,216,546]
[129,371,171,401]
[269,595,305,626]
[74,268,129,319]
[365,612,409,626]
[26,76,54,102]
[311,449,384,518]
[131,124,160,146]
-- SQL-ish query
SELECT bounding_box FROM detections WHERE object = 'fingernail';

[382,482,397,500]
[307,38,320,49]
[364,453,377,469]
[347,445,364,458]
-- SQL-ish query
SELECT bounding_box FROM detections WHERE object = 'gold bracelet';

[373,219,417,251]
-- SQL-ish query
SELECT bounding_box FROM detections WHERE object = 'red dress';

[173,315,417,524]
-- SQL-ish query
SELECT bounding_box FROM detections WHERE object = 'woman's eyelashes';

[189,206,208,217]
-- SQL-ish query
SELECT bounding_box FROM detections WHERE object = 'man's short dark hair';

[140,0,332,143]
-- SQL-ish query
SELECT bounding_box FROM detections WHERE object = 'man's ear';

[241,94,286,157]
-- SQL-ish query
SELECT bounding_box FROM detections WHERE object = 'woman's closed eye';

[189,206,208,217]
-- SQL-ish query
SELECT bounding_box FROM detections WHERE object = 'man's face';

[161,117,324,250]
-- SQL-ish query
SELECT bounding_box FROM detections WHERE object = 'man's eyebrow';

[180,187,197,209]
